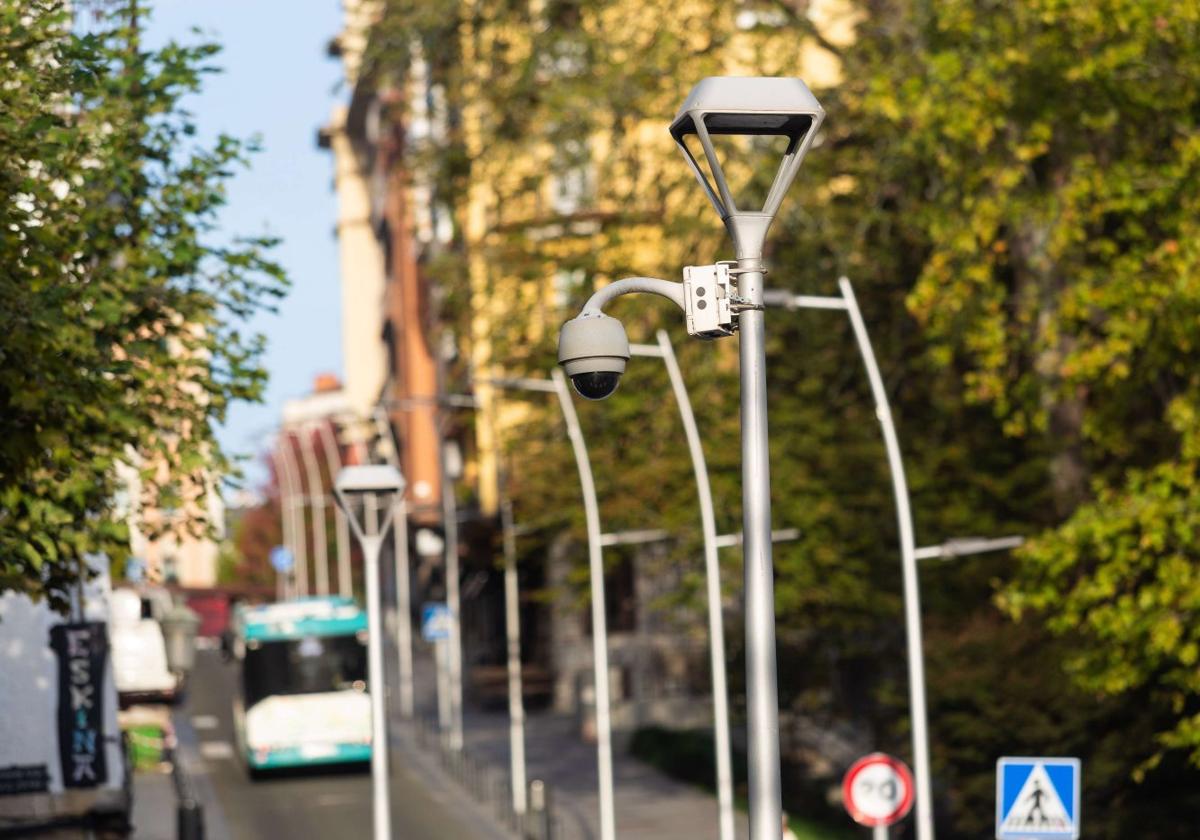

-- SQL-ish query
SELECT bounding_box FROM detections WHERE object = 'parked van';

[0,557,131,835]
[109,587,179,704]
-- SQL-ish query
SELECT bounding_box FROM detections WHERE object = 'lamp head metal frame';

[670,76,825,257]
[333,464,406,541]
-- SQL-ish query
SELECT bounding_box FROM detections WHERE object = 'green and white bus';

[232,597,372,773]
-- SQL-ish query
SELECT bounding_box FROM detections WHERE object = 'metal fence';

[413,714,561,840]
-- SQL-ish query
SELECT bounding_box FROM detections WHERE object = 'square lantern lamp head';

[334,464,406,540]
[670,77,825,250]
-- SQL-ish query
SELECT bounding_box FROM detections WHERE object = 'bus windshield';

[242,634,367,707]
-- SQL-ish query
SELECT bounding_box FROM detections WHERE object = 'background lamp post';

[558,77,824,840]
[763,277,937,840]
[334,464,405,840]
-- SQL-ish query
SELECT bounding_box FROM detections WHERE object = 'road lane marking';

[191,714,220,730]
[199,740,235,760]
[314,793,359,807]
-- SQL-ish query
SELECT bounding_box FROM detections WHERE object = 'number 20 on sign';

[843,753,915,836]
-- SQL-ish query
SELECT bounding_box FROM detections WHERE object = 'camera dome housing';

[557,312,630,400]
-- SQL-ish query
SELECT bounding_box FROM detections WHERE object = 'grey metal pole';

[551,367,616,840]
[271,450,297,600]
[653,331,734,840]
[316,421,352,598]
[839,277,933,840]
[297,425,331,596]
[394,498,414,718]
[436,637,451,734]
[278,433,309,597]
[361,532,392,840]
[501,498,528,816]
[734,244,782,840]
[372,407,416,719]
[873,825,888,840]
[440,433,465,752]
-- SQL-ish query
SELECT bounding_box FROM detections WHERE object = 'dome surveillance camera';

[557,312,630,400]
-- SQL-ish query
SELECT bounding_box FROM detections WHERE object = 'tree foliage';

[367,0,1200,832]
[0,1,284,608]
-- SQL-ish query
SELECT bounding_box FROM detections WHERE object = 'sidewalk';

[408,656,749,840]
[130,770,175,840]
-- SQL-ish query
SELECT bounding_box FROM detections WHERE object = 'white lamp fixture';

[331,462,404,840]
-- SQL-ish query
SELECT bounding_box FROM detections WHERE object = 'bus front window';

[242,634,367,707]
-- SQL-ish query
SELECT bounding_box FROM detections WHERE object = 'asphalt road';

[184,648,485,840]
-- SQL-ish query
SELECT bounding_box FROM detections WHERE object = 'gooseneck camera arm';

[578,276,685,315]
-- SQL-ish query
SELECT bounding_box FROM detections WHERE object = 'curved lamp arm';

[581,276,685,315]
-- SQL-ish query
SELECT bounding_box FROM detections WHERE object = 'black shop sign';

[49,622,109,788]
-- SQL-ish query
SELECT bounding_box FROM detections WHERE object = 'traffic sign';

[124,556,146,584]
[996,757,1080,839]
[269,545,294,573]
[421,602,451,642]
[843,753,914,828]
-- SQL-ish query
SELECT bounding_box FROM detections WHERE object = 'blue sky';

[144,1,345,492]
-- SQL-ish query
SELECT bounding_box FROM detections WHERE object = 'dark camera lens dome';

[570,370,621,400]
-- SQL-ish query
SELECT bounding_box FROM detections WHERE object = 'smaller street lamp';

[333,464,405,840]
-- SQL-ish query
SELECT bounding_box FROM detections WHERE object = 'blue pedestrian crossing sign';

[421,602,451,642]
[996,757,1080,839]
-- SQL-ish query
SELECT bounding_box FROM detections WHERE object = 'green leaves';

[0,0,285,606]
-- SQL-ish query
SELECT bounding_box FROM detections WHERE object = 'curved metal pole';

[655,331,734,840]
[438,413,465,752]
[482,386,530,818]
[316,420,353,599]
[297,424,330,596]
[277,431,308,597]
[551,367,615,840]
[581,276,684,315]
[270,448,297,600]
[839,277,933,840]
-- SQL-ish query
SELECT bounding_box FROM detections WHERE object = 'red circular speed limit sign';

[842,753,915,827]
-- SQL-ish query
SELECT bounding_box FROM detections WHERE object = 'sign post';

[269,545,294,601]
[422,602,452,737]
[996,757,1080,839]
[843,753,915,838]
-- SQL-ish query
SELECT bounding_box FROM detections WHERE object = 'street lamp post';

[499,497,528,819]
[297,424,331,596]
[316,419,354,599]
[277,433,309,597]
[763,280,1022,840]
[377,396,466,748]
[550,368,617,840]
[480,373,613,833]
[629,332,734,840]
[373,408,416,719]
[557,76,824,840]
[334,464,406,840]
[270,449,297,601]
[762,278,934,839]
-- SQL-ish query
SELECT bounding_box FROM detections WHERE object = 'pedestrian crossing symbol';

[996,757,1080,839]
